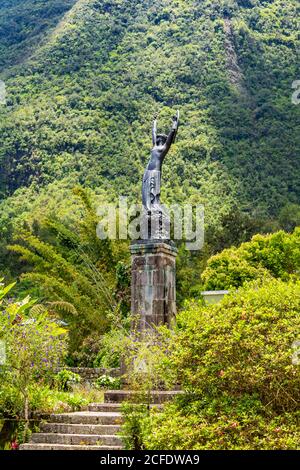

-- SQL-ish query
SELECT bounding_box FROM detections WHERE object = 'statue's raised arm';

[164,110,180,151]
[152,115,158,146]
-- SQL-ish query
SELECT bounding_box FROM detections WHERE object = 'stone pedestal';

[130,241,178,332]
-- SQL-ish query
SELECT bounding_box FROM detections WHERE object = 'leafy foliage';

[121,403,149,451]
[0,0,300,450]
[0,0,299,309]
[0,0,77,72]
[95,374,121,390]
[141,401,300,450]
[0,381,102,421]
[202,227,300,289]
[139,278,300,449]
[54,369,81,391]
[0,280,67,423]
[7,187,122,359]
[0,0,298,219]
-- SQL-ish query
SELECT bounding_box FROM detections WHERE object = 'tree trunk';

[23,393,29,443]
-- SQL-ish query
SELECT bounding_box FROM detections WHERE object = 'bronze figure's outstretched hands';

[152,113,158,145]
[172,110,180,129]
[152,110,180,148]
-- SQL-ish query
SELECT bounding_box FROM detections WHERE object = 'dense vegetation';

[0,0,299,210]
[7,186,130,362]
[125,278,300,450]
[0,0,300,450]
[0,0,77,72]
[202,227,300,289]
[0,280,105,449]
[0,0,299,312]
[119,228,300,450]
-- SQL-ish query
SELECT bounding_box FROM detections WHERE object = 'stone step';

[30,433,122,446]
[104,390,183,404]
[20,443,122,451]
[88,403,123,412]
[19,392,178,451]
[40,423,121,435]
[50,411,123,425]
[88,402,163,412]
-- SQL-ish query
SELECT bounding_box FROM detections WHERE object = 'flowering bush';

[95,374,121,390]
[141,402,300,450]
[54,369,81,391]
[202,228,300,290]
[0,280,67,425]
[140,279,300,450]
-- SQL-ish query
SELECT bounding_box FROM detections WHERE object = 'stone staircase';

[20,390,182,450]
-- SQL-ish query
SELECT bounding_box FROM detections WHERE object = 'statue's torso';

[146,146,166,171]
[142,149,163,212]
[142,145,168,212]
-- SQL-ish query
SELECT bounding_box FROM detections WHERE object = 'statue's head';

[156,134,167,146]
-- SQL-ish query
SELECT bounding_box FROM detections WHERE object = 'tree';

[7,187,119,361]
[0,280,67,439]
[278,204,300,233]
[140,278,300,450]
[202,228,300,290]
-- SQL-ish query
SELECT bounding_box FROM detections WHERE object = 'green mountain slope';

[0,0,299,218]
[0,0,77,71]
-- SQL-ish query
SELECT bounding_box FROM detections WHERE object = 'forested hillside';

[0,0,299,298]
[0,3,300,448]
[0,0,77,72]
[0,0,299,217]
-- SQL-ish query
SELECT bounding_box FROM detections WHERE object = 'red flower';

[11,441,19,450]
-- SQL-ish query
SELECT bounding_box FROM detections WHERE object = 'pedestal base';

[130,241,178,332]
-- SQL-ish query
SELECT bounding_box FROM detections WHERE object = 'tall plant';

[0,280,67,439]
[7,187,118,359]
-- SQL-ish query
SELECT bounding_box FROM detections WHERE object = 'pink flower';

[11,441,19,450]
[218,370,225,377]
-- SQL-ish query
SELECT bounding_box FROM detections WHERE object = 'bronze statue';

[142,111,179,214]
[141,111,179,240]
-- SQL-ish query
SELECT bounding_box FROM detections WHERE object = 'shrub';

[176,279,300,410]
[140,279,300,449]
[202,228,300,290]
[93,312,131,369]
[120,403,149,450]
[142,401,300,450]
[64,393,88,411]
[95,375,121,390]
[0,281,67,425]
[0,379,23,418]
[54,369,81,392]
